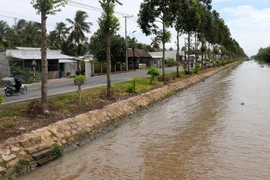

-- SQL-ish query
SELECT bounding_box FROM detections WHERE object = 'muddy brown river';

[19,61,270,180]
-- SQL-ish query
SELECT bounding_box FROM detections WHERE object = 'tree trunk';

[91,61,94,77]
[176,31,180,78]
[201,52,204,68]
[133,47,135,71]
[106,33,111,97]
[187,32,191,72]
[162,20,165,81]
[101,63,103,74]
[41,10,48,113]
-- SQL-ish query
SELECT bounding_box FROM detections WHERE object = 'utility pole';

[123,15,133,72]
[14,18,18,26]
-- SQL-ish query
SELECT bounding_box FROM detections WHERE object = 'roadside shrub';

[166,58,175,67]
[147,66,160,84]
[14,68,40,84]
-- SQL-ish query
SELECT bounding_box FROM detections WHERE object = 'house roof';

[149,50,185,59]
[127,48,152,58]
[6,49,73,60]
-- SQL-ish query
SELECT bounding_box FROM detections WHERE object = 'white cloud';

[221,5,270,56]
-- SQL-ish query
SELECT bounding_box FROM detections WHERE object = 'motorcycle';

[2,77,27,97]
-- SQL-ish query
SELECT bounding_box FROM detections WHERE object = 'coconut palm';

[49,22,69,49]
[18,21,41,47]
[0,20,14,50]
[66,10,92,55]
[150,36,161,51]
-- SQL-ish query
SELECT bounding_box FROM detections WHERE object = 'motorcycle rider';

[11,72,21,92]
[75,67,84,76]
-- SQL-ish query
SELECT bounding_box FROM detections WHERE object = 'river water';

[19,61,270,180]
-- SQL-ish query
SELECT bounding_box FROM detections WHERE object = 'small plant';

[0,161,7,168]
[75,75,87,105]
[51,144,63,157]
[166,58,175,67]
[0,94,4,104]
[193,63,200,74]
[9,173,17,180]
[172,72,176,80]
[130,76,141,93]
[147,66,160,84]
[62,109,70,114]
[125,83,135,93]
[27,99,42,115]
[3,121,16,128]
[16,157,28,175]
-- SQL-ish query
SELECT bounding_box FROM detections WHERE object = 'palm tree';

[48,22,69,49]
[17,21,41,47]
[0,20,14,50]
[54,22,69,48]
[66,10,92,56]
[150,36,161,51]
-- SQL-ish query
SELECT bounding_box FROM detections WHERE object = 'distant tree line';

[252,46,270,62]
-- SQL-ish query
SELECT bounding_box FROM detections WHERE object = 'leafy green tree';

[89,30,106,61]
[172,0,186,77]
[89,31,126,72]
[255,47,270,62]
[200,37,207,66]
[181,0,201,72]
[213,45,219,62]
[98,0,121,97]
[138,0,174,80]
[66,10,92,56]
[31,0,67,113]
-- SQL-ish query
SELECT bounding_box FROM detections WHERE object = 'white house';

[148,50,186,67]
[0,47,76,79]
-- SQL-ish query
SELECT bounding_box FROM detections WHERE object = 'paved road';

[0,67,181,105]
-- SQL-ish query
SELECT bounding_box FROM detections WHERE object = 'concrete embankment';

[0,62,240,179]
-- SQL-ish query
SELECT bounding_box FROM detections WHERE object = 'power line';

[67,0,134,16]
[0,1,139,29]
[0,14,14,19]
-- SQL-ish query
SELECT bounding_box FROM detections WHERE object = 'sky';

[1,0,270,57]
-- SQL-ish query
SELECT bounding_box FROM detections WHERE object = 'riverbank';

[0,61,241,179]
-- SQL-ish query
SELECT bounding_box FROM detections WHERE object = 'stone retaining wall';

[0,62,240,179]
